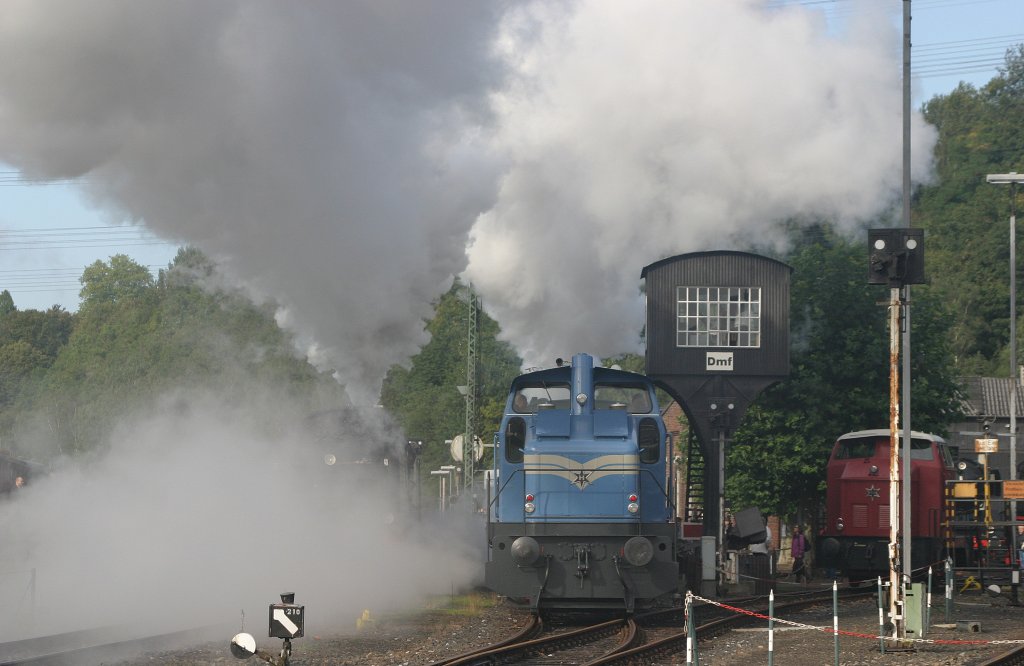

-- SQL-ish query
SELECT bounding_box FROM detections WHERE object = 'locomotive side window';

[505,417,525,463]
[638,418,660,463]
[938,443,955,468]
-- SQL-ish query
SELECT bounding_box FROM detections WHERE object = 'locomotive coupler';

[574,545,591,586]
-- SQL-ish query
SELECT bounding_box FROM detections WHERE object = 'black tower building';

[642,251,791,538]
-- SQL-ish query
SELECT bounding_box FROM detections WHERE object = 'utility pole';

[900,0,914,613]
[462,285,479,490]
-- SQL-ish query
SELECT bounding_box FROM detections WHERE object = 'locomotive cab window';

[909,438,936,461]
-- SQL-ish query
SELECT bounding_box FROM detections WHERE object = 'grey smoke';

[0,0,934,387]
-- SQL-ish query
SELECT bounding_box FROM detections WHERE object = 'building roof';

[959,376,1024,419]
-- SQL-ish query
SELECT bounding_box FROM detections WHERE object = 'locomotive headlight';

[836,518,845,531]
[957,461,968,471]
[576,393,588,406]
[324,453,337,466]
[627,502,639,514]
[869,465,879,475]
[524,502,536,514]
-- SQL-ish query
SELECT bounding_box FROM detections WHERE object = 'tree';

[918,46,1024,374]
[0,304,74,422]
[79,254,155,311]
[8,248,344,456]
[0,290,14,315]
[725,226,963,521]
[0,341,49,407]
[379,280,522,498]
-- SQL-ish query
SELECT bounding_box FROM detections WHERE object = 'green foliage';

[601,352,645,373]
[0,303,75,422]
[0,304,74,360]
[0,290,14,315]
[4,248,344,457]
[0,341,49,407]
[379,280,521,497]
[79,254,156,311]
[918,46,1024,374]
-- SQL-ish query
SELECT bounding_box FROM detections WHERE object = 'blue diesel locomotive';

[484,353,678,612]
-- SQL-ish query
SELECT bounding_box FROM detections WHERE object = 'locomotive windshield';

[835,437,876,459]
[594,383,652,413]
[834,435,940,460]
[511,382,652,413]
[512,383,571,412]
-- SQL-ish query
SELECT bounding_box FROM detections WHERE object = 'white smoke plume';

[464,1,936,365]
[0,0,933,388]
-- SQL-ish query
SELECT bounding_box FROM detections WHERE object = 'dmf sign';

[705,352,734,371]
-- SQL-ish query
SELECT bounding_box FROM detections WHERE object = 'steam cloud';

[465,1,935,364]
[0,0,934,383]
[0,0,937,646]
[0,391,480,643]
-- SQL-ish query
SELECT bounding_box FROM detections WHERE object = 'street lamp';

[987,172,1023,573]
[440,465,459,508]
[986,173,1023,491]
[431,466,458,513]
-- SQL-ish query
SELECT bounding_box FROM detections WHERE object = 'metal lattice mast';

[463,286,478,490]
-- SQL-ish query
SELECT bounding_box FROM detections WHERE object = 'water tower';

[642,251,791,542]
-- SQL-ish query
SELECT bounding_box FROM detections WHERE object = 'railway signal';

[230,592,304,665]
[868,227,926,646]
[867,228,925,287]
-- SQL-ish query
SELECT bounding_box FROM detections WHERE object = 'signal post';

[868,228,926,643]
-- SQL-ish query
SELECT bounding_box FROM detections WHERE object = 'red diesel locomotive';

[816,429,955,581]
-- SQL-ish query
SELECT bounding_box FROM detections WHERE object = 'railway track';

[0,623,231,666]
[427,614,639,665]
[589,588,873,665]
[978,644,1024,666]
[426,588,871,666]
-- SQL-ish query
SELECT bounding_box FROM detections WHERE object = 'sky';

[0,0,1022,391]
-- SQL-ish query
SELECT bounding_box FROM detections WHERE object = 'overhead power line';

[0,265,170,294]
[0,226,178,252]
[765,0,1023,80]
